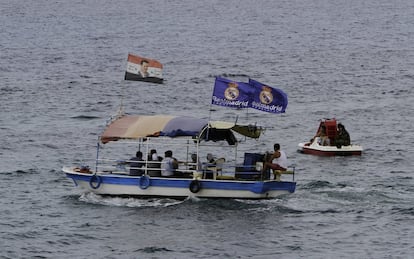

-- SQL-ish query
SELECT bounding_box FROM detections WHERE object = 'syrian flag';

[124,54,163,84]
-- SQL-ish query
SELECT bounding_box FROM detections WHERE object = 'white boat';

[297,141,363,156]
[63,114,296,199]
[297,118,363,156]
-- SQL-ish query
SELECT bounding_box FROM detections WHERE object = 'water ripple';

[1,0,414,257]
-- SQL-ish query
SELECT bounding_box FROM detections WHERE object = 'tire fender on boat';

[139,175,151,189]
[89,174,102,189]
[189,180,201,193]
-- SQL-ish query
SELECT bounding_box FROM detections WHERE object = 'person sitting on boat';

[312,123,330,146]
[200,153,219,179]
[262,143,288,179]
[205,153,216,166]
[162,150,181,177]
[150,149,162,162]
[128,151,145,176]
[203,153,217,169]
[189,153,202,171]
[147,149,163,177]
[335,123,351,147]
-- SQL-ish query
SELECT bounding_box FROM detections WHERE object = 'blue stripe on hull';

[66,173,296,194]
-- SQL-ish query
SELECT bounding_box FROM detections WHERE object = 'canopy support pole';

[95,138,100,173]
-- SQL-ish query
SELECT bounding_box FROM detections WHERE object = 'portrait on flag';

[124,54,164,84]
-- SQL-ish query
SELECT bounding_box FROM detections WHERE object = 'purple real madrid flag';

[211,77,254,109]
[248,78,288,113]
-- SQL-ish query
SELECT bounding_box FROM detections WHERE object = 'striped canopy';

[100,115,262,144]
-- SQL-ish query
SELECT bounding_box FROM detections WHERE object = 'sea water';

[1,0,413,258]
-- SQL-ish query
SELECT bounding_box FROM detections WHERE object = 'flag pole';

[207,76,220,141]
[208,76,217,123]
[117,70,126,117]
[118,84,125,116]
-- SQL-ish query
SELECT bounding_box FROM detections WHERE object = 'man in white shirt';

[262,143,288,179]
[162,150,179,177]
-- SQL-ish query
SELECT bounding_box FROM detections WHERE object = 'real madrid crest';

[259,86,273,104]
[224,82,239,100]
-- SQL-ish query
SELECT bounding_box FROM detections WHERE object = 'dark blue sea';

[1,0,413,258]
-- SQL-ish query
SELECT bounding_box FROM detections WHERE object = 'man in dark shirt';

[129,151,145,176]
[336,123,351,147]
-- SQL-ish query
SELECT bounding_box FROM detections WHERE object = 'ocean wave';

[135,246,173,253]
[391,207,414,216]
[301,180,334,190]
[78,192,186,208]
[70,115,101,120]
[9,169,38,175]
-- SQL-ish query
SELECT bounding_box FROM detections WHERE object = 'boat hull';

[63,167,296,199]
[298,142,363,156]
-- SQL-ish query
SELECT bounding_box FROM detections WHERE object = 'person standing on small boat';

[262,143,288,179]
[335,123,351,147]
